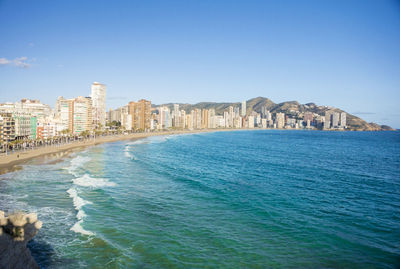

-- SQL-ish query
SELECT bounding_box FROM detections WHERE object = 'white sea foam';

[73,174,116,188]
[67,187,94,236]
[126,139,148,145]
[124,151,136,159]
[70,220,94,236]
[67,187,92,213]
[65,155,91,176]
[124,146,137,160]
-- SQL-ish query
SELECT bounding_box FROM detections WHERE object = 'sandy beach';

[0,129,241,175]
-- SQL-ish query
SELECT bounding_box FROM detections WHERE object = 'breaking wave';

[73,174,116,188]
[66,187,94,236]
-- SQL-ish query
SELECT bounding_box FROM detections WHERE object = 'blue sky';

[0,0,399,127]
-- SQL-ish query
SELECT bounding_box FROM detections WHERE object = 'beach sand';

[0,129,239,175]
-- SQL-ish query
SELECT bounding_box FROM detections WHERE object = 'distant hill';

[155,97,394,131]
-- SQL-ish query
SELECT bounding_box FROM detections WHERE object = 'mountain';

[155,97,394,131]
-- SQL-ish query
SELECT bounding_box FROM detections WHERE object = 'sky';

[0,0,399,127]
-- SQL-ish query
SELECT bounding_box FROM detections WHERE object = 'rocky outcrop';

[0,211,42,269]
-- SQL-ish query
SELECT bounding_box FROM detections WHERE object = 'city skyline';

[0,0,399,128]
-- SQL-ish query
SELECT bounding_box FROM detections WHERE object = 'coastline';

[0,129,242,175]
[1,128,394,175]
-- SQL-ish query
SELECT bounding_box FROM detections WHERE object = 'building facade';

[91,82,106,128]
[128,99,151,131]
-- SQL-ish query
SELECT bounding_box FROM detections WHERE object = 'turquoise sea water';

[0,130,399,268]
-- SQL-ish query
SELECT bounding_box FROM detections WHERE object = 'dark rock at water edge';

[0,211,42,269]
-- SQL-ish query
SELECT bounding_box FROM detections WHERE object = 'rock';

[0,211,41,269]
[34,220,42,230]
[25,213,38,224]
[8,212,28,227]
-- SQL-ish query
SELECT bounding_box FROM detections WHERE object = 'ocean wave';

[73,174,116,188]
[126,139,148,146]
[65,155,91,176]
[66,187,92,219]
[70,220,94,236]
[126,135,169,146]
[124,146,137,160]
[67,187,94,236]
[124,151,135,159]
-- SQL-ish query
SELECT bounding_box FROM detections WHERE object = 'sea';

[0,130,399,268]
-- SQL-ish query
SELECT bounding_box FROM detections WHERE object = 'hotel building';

[91,82,106,128]
[128,99,152,131]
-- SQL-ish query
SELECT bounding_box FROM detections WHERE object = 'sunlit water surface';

[0,130,399,268]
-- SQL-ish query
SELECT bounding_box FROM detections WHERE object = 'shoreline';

[0,129,243,175]
[1,128,396,175]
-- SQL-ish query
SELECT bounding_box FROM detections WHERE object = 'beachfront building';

[324,110,334,129]
[241,101,246,117]
[158,106,170,129]
[19,99,52,119]
[91,82,106,129]
[0,113,15,143]
[193,109,202,129]
[332,112,340,128]
[0,99,52,120]
[128,99,152,131]
[340,112,347,128]
[56,96,93,135]
[248,116,255,129]
[36,120,57,139]
[201,109,209,129]
[108,108,122,123]
[69,96,93,135]
[276,112,285,129]
[13,112,32,140]
[324,110,346,129]
[55,96,70,131]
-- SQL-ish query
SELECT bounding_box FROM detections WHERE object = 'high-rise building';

[332,112,340,128]
[193,109,201,129]
[248,116,255,128]
[91,82,106,128]
[186,113,193,130]
[324,110,334,129]
[276,112,285,129]
[13,112,31,139]
[69,96,93,134]
[241,101,247,117]
[55,97,70,131]
[201,109,209,129]
[0,113,15,143]
[128,99,151,131]
[340,112,346,128]
[158,106,170,129]
[261,119,267,129]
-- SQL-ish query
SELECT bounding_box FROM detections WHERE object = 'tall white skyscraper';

[91,82,106,128]
[241,101,246,117]
[340,112,347,128]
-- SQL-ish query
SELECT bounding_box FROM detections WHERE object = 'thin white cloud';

[0,58,11,65]
[0,57,31,68]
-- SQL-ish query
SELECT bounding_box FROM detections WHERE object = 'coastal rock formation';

[0,211,42,269]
